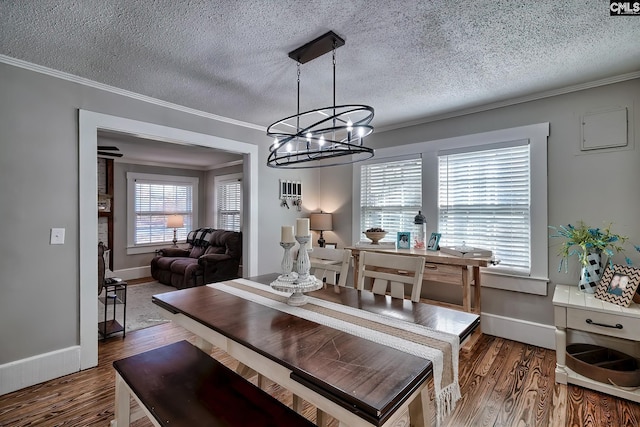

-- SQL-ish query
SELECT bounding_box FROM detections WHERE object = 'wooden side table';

[99,281,127,341]
[553,284,640,402]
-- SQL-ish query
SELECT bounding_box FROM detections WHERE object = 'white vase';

[579,251,603,293]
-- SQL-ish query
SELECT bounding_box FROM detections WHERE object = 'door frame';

[79,110,259,369]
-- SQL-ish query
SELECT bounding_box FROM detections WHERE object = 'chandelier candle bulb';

[296,218,310,237]
[281,226,295,243]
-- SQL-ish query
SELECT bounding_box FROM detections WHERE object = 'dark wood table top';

[153,275,479,425]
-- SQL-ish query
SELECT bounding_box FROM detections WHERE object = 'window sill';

[126,244,171,255]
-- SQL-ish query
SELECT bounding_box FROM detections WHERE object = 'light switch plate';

[50,228,65,245]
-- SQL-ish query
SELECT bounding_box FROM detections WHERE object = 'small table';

[553,284,640,402]
[99,281,127,341]
[348,247,490,314]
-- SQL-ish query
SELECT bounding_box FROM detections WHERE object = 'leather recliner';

[150,228,242,289]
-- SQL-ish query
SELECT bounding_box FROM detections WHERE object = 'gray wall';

[0,61,317,365]
[1,58,638,375]
[319,78,640,326]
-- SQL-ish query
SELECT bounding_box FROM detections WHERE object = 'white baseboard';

[481,312,555,349]
[111,266,151,281]
[0,311,553,396]
[0,346,81,396]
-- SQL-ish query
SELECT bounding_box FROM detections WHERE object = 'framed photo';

[397,232,411,249]
[595,264,640,307]
[427,233,441,251]
[324,243,337,249]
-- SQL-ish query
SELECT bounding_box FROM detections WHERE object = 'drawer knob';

[586,318,623,329]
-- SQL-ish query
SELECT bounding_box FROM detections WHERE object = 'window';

[438,142,531,272]
[360,157,422,239]
[215,174,242,232]
[353,123,549,295]
[127,173,198,250]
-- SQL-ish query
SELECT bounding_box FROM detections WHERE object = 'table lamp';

[166,214,184,247]
[309,212,333,247]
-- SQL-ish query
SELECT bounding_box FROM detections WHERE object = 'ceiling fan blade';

[98,151,124,157]
[97,146,120,151]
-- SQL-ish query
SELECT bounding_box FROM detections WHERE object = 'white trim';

[213,173,243,230]
[208,159,244,170]
[111,266,152,281]
[109,156,221,171]
[0,312,555,396]
[482,270,549,296]
[0,346,81,396]
[481,313,555,350]
[125,172,199,250]
[4,54,637,135]
[79,110,259,370]
[125,243,168,255]
[0,55,264,132]
[353,123,550,292]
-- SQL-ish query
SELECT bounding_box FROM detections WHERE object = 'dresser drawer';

[422,263,464,285]
[567,308,640,341]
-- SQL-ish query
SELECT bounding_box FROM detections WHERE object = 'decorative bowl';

[364,231,387,244]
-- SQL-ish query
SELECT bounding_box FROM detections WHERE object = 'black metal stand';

[98,281,127,341]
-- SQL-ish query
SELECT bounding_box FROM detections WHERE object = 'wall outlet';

[50,228,65,245]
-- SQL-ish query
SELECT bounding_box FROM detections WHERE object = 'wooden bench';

[111,340,316,427]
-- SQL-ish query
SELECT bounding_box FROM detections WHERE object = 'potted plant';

[549,221,628,293]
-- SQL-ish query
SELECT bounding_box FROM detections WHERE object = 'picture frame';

[594,264,640,307]
[397,232,411,249]
[427,232,441,251]
[324,243,337,249]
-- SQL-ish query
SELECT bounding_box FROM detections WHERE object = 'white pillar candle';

[296,218,310,236]
[281,225,295,243]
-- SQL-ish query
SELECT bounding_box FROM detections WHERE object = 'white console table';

[553,284,640,402]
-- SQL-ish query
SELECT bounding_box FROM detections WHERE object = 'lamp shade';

[166,214,184,228]
[309,213,333,231]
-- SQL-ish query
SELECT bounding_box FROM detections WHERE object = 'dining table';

[152,273,480,427]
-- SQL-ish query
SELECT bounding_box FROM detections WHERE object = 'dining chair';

[356,251,426,302]
[310,247,352,287]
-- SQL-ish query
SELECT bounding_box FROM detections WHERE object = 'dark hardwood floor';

[1,322,639,426]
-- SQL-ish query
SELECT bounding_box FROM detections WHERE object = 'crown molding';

[377,71,640,133]
[207,159,244,171]
[3,54,637,135]
[0,54,266,132]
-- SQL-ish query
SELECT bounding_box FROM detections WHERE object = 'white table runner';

[210,279,460,425]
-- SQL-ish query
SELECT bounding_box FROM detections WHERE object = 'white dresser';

[553,284,640,402]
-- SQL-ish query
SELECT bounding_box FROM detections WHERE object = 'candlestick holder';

[277,241,297,282]
[270,235,322,306]
[295,235,312,282]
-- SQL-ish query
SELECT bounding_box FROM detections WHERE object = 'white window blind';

[438,143,531,272]
[217,178,242,232]
[360,157,422,239]
[133,178,195,245]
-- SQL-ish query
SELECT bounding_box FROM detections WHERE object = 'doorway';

[79,110,259,370]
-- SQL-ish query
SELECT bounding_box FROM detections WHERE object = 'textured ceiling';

[2,0,640,133]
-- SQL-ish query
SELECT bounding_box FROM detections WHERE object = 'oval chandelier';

[267,31,374,169]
